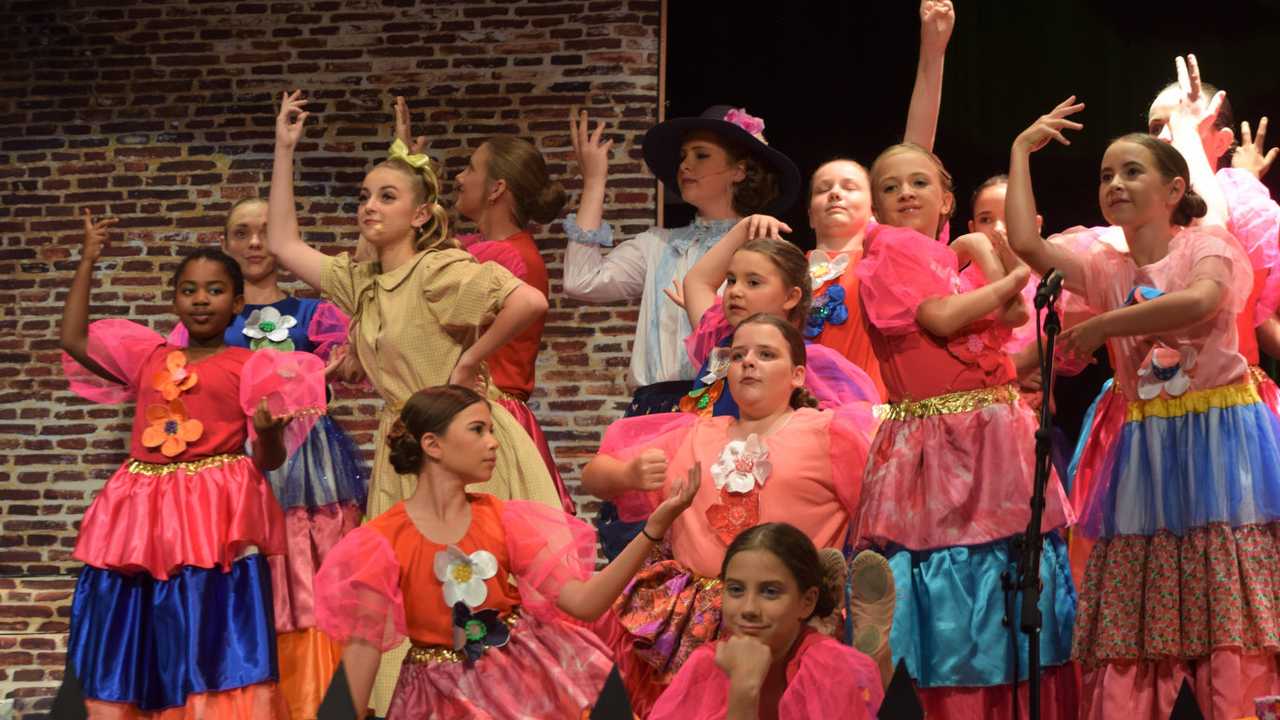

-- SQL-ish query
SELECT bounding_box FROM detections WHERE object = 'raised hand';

[662,279,686,309]
[393,95,428,155]
[646,460,700,535]
[569,108,614,184]
[1014,96,1085,154]
[1058,315,1107,365]
[80,208,118,265]
[1235,117,1278,179]
[275,89,310,151]
[919,0,955,58]
[742,214,792,241]
[252,396,295,435]
[1170,54,1226,139]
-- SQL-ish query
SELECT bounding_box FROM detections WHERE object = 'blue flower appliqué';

[805,285,849,339]
[451,602,511,664]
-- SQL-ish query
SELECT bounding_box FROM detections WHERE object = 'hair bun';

[387,429,424,475]
[529,180,568,224]
[1174,187,1208,226]
[814,547,846,619]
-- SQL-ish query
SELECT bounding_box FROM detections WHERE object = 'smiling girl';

[1007,86,1280,718]
[60,215,326,718]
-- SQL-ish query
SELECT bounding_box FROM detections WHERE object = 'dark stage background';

[664,0,1280,441]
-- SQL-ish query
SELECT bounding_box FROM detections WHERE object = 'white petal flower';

[1136,345,1196,400]
[700,348,732,385]
[434,545,498,609]
[710,433,771,494]
[808,250,850,290]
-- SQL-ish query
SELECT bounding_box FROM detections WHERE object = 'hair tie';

[388,138,432,171]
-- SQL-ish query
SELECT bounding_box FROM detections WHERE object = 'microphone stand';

[1016,271,1064,720]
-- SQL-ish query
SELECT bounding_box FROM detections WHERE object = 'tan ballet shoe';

[849,549,896,687]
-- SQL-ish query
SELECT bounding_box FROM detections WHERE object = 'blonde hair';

[483,137,567,227]
[869,143,955,237]
[377,156,454,251]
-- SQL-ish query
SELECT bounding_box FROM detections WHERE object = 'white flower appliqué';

[710,433,771,494]
[434,545,498,609]
[808,250,851,291]
[243,306,298,351]
[1137,345,1196,400]
[700,347,733,385]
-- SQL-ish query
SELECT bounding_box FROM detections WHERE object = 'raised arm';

[683,215,791,327]
[951,231,1028,327]
[903,0,954,150]
[917,265,1030,338]
[60,210,124,384]
[1168,55,1229,228]
[393,94,428,155]
[1007,97,1087,285]
[562,109,649,302]
[267,90,328,290]
[556,463,699,621]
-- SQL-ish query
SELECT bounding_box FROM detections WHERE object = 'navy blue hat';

[642,105,801,216]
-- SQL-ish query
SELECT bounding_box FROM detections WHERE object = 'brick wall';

[0,1,659,715]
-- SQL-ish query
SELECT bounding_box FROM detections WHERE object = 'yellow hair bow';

[387,138,432,170]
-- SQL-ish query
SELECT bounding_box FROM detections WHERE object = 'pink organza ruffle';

[918,662,1080,720]
[269,501,364,634]
[62,319,166,405]
[306,301,350,362]
[857,224,961,335]
[313,525,407,652]
[465,238,529,278]
[387,613,611,720]
[855,399,1073,551]
[804,344,881,409]
[1220,167,1280,275]
[239,348,326,456]
[73,454,286,580]
[501,500,596,623]
[650,636,882,720]
[1082,653,1280,720]
[686,299,730,368]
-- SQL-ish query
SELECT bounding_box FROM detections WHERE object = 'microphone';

[1034,269,1065,310]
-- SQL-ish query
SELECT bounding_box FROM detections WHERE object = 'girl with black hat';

[565,104,801,559]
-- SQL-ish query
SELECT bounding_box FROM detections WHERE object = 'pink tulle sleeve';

[597,412,698,522]
[856,224,962,335]
[686,299,732,368]
[1219,168,1280,274]
[165,323,190,348]
[61,319,165,404]
[778,639,881,719]
[306,301,350,362]
[1183,225,1254,315]
[648,645,730,720]
[501,500,597,622]
[314,525,407,651]
[467,239,529,279]
[804,344,879,409]
[239,349,327,456]
[1045,226,1126,313]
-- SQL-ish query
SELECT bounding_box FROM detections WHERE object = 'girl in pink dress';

[313,385,698,719]
[60,215,326,719]
[581,314,876,716]
[852,143,1079,717]
[649,523,883,720]
[1007,87,1280,718]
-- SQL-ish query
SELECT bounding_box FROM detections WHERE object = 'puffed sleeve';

[596,412,699,522]
[61,319,166,404]
[239,348,327,455]
[502,500,597,623]
[647,644,730,720]
[1179,224,1253,315]
[418,251,524,337]
[685,298,732,369]
[778,639,881,719]
[561,216,652,303]
[304,301,350,362]
[856,225,962,335]
[313,525,407,652]
[1044,226,1130,314]
[320,252,373,316]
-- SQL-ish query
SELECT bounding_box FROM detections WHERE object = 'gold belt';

[881,384,1020,421]
[404,611,521,664]
[1251,365,1271,386]
[125,453,246,476]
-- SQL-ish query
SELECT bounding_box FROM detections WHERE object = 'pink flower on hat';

[724,108,766,140]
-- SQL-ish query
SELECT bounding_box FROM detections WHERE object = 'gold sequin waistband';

[125,453,247,476]
[881,384,1020,421]
[1251,365,1271,386]
[404,611,521,664]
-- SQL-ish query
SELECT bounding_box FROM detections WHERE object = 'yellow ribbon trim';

[387,138,432,170]
[1125,381,1260,422]
[404,612,521,665]
[125,453,246,476]
[881,384,1020,421]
